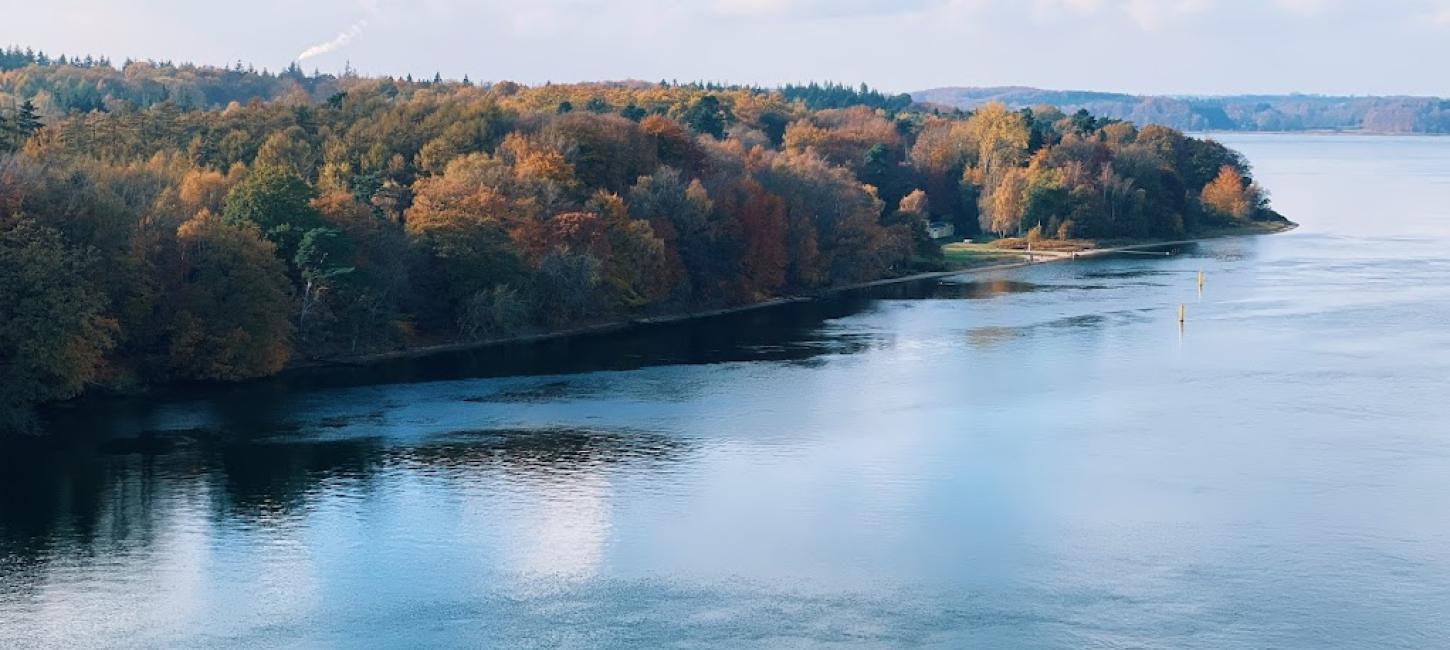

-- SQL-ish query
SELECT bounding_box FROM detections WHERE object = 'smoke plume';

[296,1,380,62]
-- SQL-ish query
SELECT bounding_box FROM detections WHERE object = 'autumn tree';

[588,192,674,309]
[898,189,930,221]
[254,127,318,179]
[962,103,1030,236]
[178,168,231,215]
[909,117,976,229]
[878,188,937,258]
[783,107,901,175]
[980,166,1027,237]
[1200,165,1255,221]
[545,113,659,194]
[404,154,527,328]
[640,114,704,173]
[759,149,894,285]
[168,211,294,380]
[0,220,115,430]
[715,179,787,298]
[627,167,720,298]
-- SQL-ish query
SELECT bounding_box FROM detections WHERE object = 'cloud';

[1121,0,1212,30]
[711,0,789,16]
[1033,0,1107,14]
[297,0,380,61]
[1433,3,1450,26]
[1012,0,1216,30]
[1273,0,1328,13]
[709,0,940,19]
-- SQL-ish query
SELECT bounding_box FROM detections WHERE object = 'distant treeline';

[915,86,1450,134]
[0,48,1282,430]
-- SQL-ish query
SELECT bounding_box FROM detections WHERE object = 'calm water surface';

[4,134,1450,648]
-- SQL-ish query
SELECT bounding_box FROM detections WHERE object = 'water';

[4,134,1450,648]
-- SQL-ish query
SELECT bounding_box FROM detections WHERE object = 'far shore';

[309,220,1298,370]
[1191,129,1450,137]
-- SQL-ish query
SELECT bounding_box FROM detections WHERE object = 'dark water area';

[4,134,1450,647]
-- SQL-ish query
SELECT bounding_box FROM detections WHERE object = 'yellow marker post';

[1197,271,1205,292]
[1179,304,1186,323]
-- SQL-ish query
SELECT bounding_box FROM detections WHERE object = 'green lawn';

[939,242,1021,269]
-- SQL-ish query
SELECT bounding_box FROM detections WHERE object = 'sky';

[5,0,1450,96]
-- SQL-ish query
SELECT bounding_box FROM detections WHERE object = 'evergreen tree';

[14,100,42,139]
[680,95,730,139]
[621,103,647,122]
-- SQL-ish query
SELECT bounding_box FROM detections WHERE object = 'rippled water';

[4,134,1450,648]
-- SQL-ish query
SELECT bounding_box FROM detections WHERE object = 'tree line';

[0,51,1283,431]
[917,86,1450,134]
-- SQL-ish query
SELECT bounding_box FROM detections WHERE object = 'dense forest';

[0,48,1284,430]
[917,86,1450,134]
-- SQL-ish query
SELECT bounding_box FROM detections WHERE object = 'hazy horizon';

[8,0,1450,96]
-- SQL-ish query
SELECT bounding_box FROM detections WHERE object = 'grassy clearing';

[935,219,1297,271]
[986,237,1096,252]
[940,242,1023,269]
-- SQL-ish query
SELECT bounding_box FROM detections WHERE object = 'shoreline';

[314,220,1298,369]
[37,220,1297,415]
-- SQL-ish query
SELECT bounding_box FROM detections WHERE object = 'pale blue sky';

[5,0,1449,95]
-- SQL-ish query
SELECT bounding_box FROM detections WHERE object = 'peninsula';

[0,54,1288,430]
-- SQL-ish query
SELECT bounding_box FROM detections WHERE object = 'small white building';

[926,221,955,240]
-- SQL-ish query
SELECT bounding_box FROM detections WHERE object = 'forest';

[0,48,1284,430]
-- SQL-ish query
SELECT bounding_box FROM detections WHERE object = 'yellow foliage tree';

[980,166,1027,237]
[1200,165,1254,220]
[965,102,1029,181]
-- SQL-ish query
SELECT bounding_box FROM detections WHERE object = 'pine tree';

[15,100,41,138]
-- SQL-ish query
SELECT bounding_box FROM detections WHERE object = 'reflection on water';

[931,278,1042,299]
[966,325,1024,347]
[0,426,684,555]
[6,134,1450,647]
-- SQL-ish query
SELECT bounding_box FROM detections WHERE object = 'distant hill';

[913,86,1450,134]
